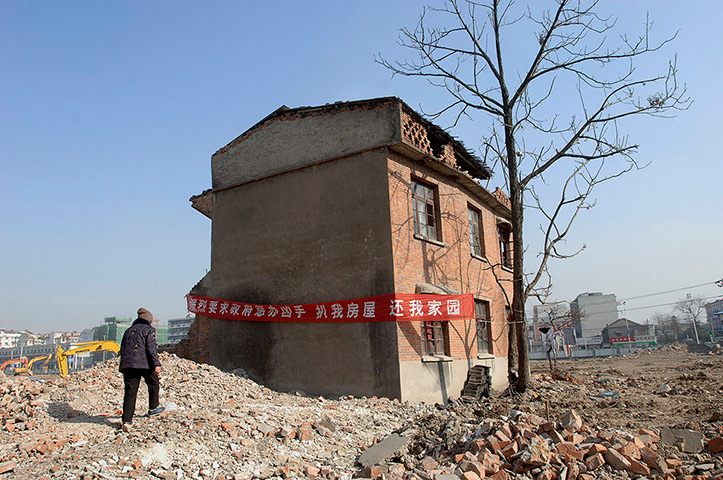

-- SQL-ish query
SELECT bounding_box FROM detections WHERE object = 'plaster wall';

[399,355,508,403]
[208,148,401,398]
[212,105,400,189]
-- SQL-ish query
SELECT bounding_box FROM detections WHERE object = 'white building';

[168,317,194,344]
[0,330,21,349]
[571,292,619,339]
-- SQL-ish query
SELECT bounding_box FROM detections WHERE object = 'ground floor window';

[475,300,491,355]
[424,321,448,355]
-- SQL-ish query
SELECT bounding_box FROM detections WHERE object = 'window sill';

[413,234,445,247]
[501,265,513,273]
[471,253,488,263]
[477,353,495,360]
[421,355,453,363]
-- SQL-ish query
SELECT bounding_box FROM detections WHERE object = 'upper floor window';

[468,206,484,257]
[412,179,440,241]
[498,224,513,269]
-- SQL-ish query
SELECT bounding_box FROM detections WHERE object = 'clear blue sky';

[1,1,721,332]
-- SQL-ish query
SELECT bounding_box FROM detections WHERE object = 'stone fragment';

[460,471,481,480]
[640,446,668,474]
[585,444,607,457]
[434,475,461,480]
[357,435,410,468]
[0,461,16,475]
[708,437,723,454]
[655,383,672,394]
[585,453,604,471]
[515,439,552,471]
[660,427,705,453]
[555,442,583,461]
[560,410,583,433]
[626,458,651,475]
[604,449,631,471]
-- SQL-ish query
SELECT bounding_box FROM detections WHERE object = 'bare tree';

[378,0,688,391]
[651,312,680,344]
[674,294,707,344]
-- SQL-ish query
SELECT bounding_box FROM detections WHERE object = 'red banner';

[186,293,474,323]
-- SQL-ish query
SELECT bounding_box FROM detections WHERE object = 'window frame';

[475,300,492,355]
[411,178,441,242]
[498,224,513,269]
[423,320,449,356]
[467,205,485,258]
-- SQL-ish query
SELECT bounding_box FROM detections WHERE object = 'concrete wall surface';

[212,104,400,189]
[398,355,507,403]
[208,148,401,399]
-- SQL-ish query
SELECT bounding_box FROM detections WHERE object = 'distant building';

[705,298,723,338]
[47,331,81,345]
[571,292,618,340]
[18,331,45,346]
[93,316,132,344]
[602,318,655,346]
[167,317,194,344]
[0,330,21,349]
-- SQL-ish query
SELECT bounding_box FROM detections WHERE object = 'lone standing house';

[187,97,513,403]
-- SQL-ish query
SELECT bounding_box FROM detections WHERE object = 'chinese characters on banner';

[185,293,474,323]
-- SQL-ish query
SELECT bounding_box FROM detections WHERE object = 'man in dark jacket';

[119,307,164,429]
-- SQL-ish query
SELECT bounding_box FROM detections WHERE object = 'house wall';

[387,152,512,403]
[212,102,400,189]
[207,148,401,399]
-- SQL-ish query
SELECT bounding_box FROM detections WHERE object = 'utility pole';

[687,293,700,344]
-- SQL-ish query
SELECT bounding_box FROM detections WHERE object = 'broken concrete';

[357,434,410,468]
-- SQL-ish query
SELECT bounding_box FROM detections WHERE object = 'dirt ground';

[478,343,723,440]
[2,342,722,479]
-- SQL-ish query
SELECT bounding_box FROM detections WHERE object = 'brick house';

[182,97,513,403]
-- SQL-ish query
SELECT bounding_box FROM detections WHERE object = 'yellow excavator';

[14,354,53,375]
[56,341,120,376]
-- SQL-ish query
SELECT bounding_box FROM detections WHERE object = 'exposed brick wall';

[401,111,433,155]
[163,315,210,365]
[388,152,513,362]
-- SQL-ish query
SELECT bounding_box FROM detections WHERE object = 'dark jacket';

[119,318,161,372]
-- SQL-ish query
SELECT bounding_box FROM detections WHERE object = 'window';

[412,179,440,241]
[423,321,448,355]
[498,224,512,269]
[475,300,491,354]
[468,206,484,257]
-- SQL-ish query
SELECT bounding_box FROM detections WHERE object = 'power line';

[619,279,722,302]
[624,294,723,313]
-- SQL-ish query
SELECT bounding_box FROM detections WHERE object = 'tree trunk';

[505,112,530,392]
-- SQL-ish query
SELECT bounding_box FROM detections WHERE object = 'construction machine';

[56,341,120,376]
[14,354,53,375]
[0,357,28,374]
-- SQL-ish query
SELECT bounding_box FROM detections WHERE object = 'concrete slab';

[660,427,704,453]
[357,434,410,467]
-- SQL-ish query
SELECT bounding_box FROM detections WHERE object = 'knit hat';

[137,308,153,322]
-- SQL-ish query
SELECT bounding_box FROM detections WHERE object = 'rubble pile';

[1,344,723,479]
[0,353,433,479]
[384,407,723,480]
[0,371,46,434]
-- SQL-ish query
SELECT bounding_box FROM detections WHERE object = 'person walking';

[119,307,164,430]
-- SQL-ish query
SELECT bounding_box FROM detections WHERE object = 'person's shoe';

[121,422,132,432]
[148,406,165,416]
